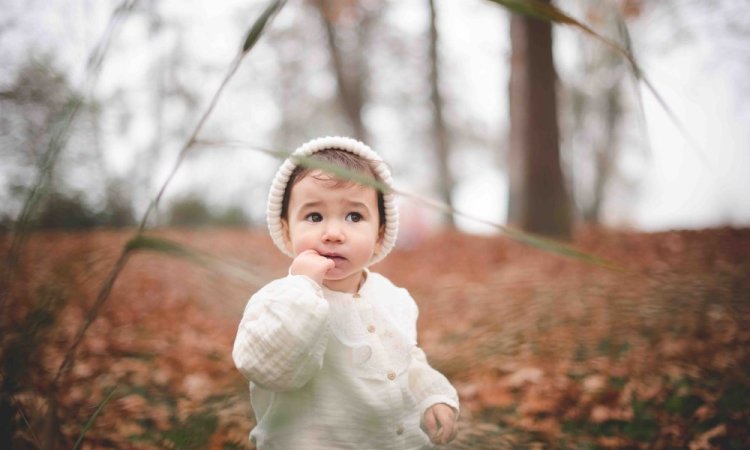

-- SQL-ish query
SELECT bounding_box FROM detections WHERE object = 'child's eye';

[305,212,323,222]
[345,212,362,223]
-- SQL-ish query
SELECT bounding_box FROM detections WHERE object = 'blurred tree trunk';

[585,85,621,223]
[315,0,370,142]
[508,4,572,239]
[427,0,455,228]
[564,1,633,226]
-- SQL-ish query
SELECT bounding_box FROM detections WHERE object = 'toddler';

[233,136,459,449]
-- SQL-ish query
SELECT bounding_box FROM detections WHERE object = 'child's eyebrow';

[343,200,371,210]
[298,201,323,209]
[296,200,373,212]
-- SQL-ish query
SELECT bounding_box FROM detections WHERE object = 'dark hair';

[280,149,386,227]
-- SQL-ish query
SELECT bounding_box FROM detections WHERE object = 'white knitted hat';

[266,136,399,265]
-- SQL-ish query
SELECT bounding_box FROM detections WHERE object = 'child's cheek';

[294,233,317,254]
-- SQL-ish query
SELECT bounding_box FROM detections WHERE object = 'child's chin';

[324,271,347,281]
[324,271,360,285]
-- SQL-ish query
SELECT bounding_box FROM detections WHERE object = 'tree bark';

[316,0,369,142]
[508,6,572,239]
[428,0,455,227]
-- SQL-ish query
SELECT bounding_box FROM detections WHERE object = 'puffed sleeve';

[403,293,460,416]
[232,275,330,392]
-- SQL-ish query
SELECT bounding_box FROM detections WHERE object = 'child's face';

[283,171,384,292]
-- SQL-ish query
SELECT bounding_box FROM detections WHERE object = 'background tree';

[507,1,572,239]
[0,58,133,229]
[427,0,456,228]
[314,0,375,142]
[0,59,77,218]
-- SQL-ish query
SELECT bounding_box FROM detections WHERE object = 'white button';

[387,371,396,381]
[367,325,376,333]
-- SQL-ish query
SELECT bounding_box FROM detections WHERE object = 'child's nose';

[322,221,344,242]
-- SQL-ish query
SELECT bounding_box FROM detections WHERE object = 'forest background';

[1,0,749,448]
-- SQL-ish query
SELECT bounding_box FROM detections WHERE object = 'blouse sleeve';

[402,290,460,416]
[232,275,330,392]
[409,347,460,416]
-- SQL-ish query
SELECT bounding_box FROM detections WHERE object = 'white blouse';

[232,271,459,450]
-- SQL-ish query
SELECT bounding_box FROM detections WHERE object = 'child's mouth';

[322,253,346,262]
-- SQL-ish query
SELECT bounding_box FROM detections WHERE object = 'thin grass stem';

[485,0,708,168]
[71,385,118,450]
[193,140,625,271]
[138,54,244,231]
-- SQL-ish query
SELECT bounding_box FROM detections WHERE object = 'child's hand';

[289,249,335,286]
[422,403,458,445]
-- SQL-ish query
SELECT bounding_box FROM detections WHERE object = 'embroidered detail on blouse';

[324,275,415,373]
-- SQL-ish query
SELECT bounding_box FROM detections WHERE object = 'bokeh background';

[1,0,749,448]
[2,0,750,232]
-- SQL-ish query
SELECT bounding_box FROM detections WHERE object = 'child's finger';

[436,420,450,444]
[439,425,450,443]
[446,419,458,443]
[435,407,457,444]
[441,419,457,444]
[422,409,439,442]
[299,249,321,257]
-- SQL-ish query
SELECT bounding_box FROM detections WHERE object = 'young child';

[233,136,459,449]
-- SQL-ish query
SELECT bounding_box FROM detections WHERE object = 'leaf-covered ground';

[2,226,749,449]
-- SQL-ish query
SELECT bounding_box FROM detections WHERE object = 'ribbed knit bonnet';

[266,136,399,265]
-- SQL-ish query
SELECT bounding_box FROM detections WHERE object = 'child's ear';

[281,219,293,253]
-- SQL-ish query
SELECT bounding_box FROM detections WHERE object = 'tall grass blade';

[242,0,287,53]
[487,0,614,41]
[139,0,285,230]
[485,0,706,164]
[198,140,624,272]
[54,250,131,384]
[72,385,118,450]
[292,154,394,195]
[126,235,268,286]
[397,190,625,272]
[17,404,42,448]
[137,54,243,230]
[615,14,655,169]
[125,234,197,259]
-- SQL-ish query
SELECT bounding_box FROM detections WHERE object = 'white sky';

[3,0,749,233]
[634,44,750,230]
